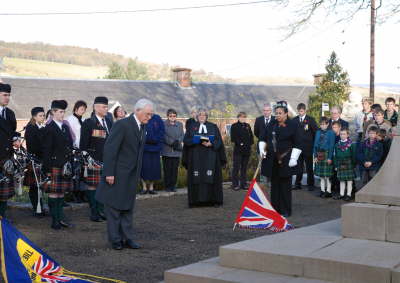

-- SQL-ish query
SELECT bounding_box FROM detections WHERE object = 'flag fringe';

[63,269,127,283]
[234,223,294,233]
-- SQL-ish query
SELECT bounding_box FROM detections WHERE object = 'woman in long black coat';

[183,109,226,207]
[259,102,302,217]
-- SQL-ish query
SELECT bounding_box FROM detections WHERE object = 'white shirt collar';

[133,114,141,130]
[54,120,63,130]
[299,115,306,120]
[36,122,45,129]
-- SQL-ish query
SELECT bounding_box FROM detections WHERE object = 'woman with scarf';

[183,108,226,207]
[259,101,302,217]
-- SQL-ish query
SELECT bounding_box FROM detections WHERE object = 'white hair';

[134,98,154,112]
[196,108,208,119]
[263,103,272,109]
[330,105,342,114]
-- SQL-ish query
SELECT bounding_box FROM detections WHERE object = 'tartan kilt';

[45,167,73,194]
[0,178,15,201]
[314,151,333,177]
[337,160,355,181]
[23,164,42,187]
[84,164,103,187]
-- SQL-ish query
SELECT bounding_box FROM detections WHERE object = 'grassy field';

[1,57,108,79]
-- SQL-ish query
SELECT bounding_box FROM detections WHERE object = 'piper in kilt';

[313,117,335,198]
[0,83,17,218]
[24,107,46,216]
[80,96,112,222]
[333,128,357,201]
[43,100,74,230]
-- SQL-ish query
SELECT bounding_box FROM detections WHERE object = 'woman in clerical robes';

[183,109,226,207]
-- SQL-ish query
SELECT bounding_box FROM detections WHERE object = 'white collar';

[133,114,141,129]
[340,139,348,143]
[199,123,207,134]
[36,123,45,129]
[95,114,106,123]
[54,120,63,130]
[299,115,306,120]
[264,116,271,120]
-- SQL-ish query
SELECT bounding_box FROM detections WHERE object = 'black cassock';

[182,121,226,207]
[260,119,301,216]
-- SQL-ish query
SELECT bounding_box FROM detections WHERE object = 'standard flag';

[0,218,125,283]
[234,180,293,232]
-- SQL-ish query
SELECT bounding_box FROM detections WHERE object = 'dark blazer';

[0,108,17,160]
[96,115,145,210]
[292,115,318,154]
[24,123,46,160]
[230,121,254,155]
[254,115,275,140]
[80,115,113,162]
[42,121,73,173]
[328,118,349,130]
[260,119,301,178]
[357,140,383,171]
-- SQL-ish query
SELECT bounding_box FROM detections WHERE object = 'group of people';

[0,80,397,249]
[229,98,395,217]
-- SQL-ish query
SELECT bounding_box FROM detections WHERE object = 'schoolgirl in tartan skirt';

[333,128,357,201]
[42,100,74,230]
[313,117,335,198]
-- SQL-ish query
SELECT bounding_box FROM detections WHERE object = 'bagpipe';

[68,149,103,185]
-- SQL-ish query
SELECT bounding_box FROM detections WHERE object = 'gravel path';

[4,184,344,283]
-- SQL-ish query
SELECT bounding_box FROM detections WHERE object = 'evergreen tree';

[125,58,149,80]
[104,62,125,79]
[308,51,350,122]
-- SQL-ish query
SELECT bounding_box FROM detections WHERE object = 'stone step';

[164,257,331,283]
[220,219,400,283]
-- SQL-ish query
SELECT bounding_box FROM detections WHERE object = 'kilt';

[84,164,103,187]
[314,152,333,177]
[45,167,73,194]
[0,178,15,201]
[23,164,42,187]
[337,159,355,181]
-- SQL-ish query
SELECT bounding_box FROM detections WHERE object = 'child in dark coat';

[377,128,392,166]
[357,126,383,188]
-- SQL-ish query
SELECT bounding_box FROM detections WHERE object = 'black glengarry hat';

[94,96,108,105]
[51,100,68,110]
[31,107,45,116]
[275,100,288,109]
[0,83,11,93]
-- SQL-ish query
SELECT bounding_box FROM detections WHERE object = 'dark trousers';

[295,152,314,186]
[271,176,292,216]
[104,204,135,244]
[232,153,250,188]
[162,156,180,190]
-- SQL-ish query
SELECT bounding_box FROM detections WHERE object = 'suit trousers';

[162,156,180,190]
[295,152,314,186]
[271,176,292,216]
[232,153,250,188]
[104,204,135,244]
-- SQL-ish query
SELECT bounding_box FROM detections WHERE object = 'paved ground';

[3,184,345,283]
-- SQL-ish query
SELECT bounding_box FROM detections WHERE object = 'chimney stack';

[173,68,192,88]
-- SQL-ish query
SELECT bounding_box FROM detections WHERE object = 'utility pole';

[370,0,377,101]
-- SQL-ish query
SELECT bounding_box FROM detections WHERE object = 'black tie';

[1,108,5,119]
[102,119,109,135]
[265,118,269,126]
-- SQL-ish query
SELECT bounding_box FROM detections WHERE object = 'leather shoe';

[124,240,141,249]
[90,215,102,222]
[51,222,61,230]
[292,185,302,190]
[59,220,73,228]
[140,190,148,195]
[98,212,107,220]
[148,190,158,195]
[112,242,123,250]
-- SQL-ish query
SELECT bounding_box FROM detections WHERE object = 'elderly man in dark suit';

[328,105,349,130]
[96,98,154,250]
[254,103,275,141]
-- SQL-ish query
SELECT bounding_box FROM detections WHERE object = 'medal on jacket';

[304,120,309,131]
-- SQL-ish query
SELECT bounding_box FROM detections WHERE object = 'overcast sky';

[2,0,399,84]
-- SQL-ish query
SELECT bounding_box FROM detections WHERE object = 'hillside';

[0,57,108,79]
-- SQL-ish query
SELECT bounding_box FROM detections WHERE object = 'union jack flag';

[33,255,73,283]
[234,180,293,232]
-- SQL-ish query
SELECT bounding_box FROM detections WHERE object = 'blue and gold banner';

[0,218,125,283]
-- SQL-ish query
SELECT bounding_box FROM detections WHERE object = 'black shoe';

[112,242,123,250]
[292,185,302,190]
[98,211,107,220]
[308,185,315,191]
[231,185,240,191]
[324,192,332,198]
[240,187,248,191]
[59,220,73,228]
[213,204,222,208]
[148,190,158,195]
[319,191,325,198]
[124,240,141,249]
[140,190,148,195]
[281,213,291,217]
[63,201,71,208]
[343,195,352,202]
[51,222,61,230]
[333,195,343,200]
[90,215,102,222]
[170,188,177,192]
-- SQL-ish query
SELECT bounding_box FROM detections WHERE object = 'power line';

[0,1,271,16]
